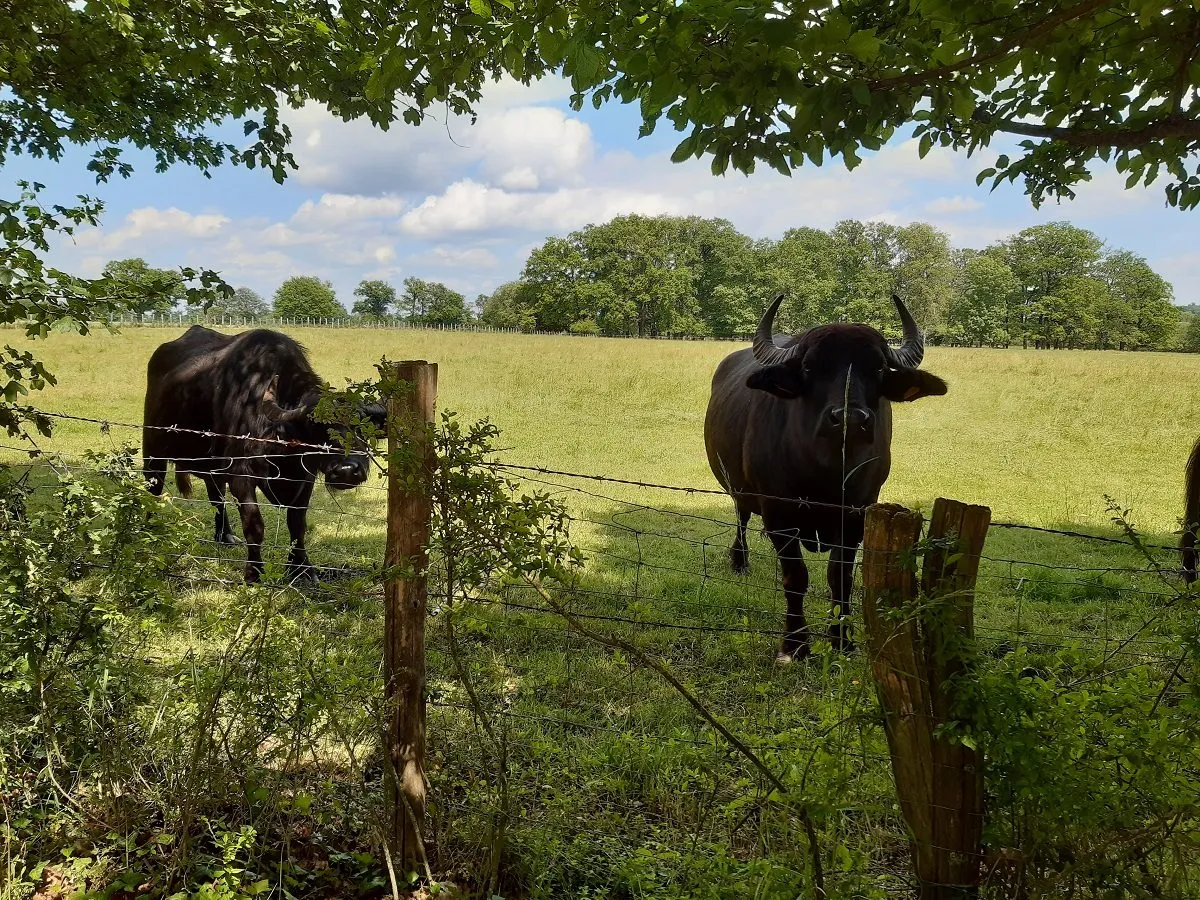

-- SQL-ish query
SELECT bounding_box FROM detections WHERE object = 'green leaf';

[469,0,491,17]
[951,90,976,119]
[670,134,697,163]
[846,29,881,63]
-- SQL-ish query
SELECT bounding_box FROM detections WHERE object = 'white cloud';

[475,106,593,189]
[284,76,593,196]
[398,178,682,238]
[258,223,325,248]
[924,195,985,214]
[1159,252,1200,304]
[290,193,407,228]
[77,206,230,252]
[407,246,501,269]
[498,166,541,191]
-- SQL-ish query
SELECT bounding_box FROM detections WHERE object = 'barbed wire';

[9,406,377,456]
[9,406,1189,553]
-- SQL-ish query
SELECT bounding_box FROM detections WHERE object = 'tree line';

[477,216,1184,350]
[99,262,476,327]
[100,215,1187,350]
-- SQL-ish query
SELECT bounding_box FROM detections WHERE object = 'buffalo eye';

[746,364,805,399]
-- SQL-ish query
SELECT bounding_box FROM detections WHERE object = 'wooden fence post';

[920,498,990,898]
[861,498,990,900]
[382,360,438,870]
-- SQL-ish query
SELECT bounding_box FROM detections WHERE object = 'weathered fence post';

[382,360,438,870]
[861,498,991,900]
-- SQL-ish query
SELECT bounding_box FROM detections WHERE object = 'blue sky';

[8,76,1200,311]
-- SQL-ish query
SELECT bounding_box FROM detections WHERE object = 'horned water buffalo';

[704,294,948,661]
[143,325,386,583]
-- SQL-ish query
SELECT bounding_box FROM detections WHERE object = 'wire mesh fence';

[2,404,1197,897]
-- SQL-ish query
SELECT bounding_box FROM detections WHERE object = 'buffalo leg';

[766,526,810,661]
[730,505,751,573]
[144,458,168,496]
[1182,530,1197,585]
[284,483,317,583]
[230,480,266,583]
[201,475,241,545]
[827,543,859,652]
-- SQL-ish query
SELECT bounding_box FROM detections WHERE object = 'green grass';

[7,324,1192,648]
[5,324,1198,897]
[8,325,1200,532]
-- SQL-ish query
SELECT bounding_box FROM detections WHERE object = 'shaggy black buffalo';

[142,325,386,583]
[704,294,948,661]
[1181,440,1200,583]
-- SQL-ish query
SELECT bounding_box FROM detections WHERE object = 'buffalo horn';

[888,293,925,368]
[262,375,308,423]
[751,294,799,365]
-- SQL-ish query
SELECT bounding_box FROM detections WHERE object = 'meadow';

[9,323,1200,531]
[4,324,1199,898]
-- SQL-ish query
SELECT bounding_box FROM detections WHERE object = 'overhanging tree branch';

[867,0,1120,91]
[982,113,1200,148]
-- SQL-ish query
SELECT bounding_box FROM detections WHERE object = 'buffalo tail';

[175,471,193,497]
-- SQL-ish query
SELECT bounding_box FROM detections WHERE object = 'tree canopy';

[273,276,344,319]
[481,213,1179,349]
[100,258,185,317]
[513,0,1200,209]
[400,278,474,326]
[352,279,397,319]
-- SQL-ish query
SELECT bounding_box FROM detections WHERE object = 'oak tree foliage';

[272,275,344,319]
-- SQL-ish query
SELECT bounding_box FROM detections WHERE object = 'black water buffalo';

[1181,439,1200,583]
[143,325,386,583]
[704,294,948,661]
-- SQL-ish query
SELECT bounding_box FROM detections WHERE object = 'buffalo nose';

[827,407,872,430]
[330,459,367,483]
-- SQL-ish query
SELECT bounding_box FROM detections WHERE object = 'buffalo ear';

[746,364,805,399]
[883,368,948,402]
[364,403,387,430]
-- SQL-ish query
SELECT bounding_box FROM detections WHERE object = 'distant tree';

[826,220,902,326]
[999,223,1106,348]
[1181,315,1200,353]
[756,227,839,331]
[401,277,472,326]
[1097,250,1177,350]
[479,282,537,332]
[101,258,185,316]
[891,222,956,333]
[520,237,591,332]
[352,279,396,319]
[273,276,343,319]
[945,251,1018,347]
[228,287,270,319]
[188,285,269,320]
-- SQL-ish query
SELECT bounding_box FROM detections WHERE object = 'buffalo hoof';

[775,644,811,665]
[215,531,243,546]
[286,564,320,585]
[729,545,750,574]
[828,623,856,654]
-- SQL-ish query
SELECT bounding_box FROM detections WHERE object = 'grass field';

[5,324,1198,897]
[8,323,1200,531]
